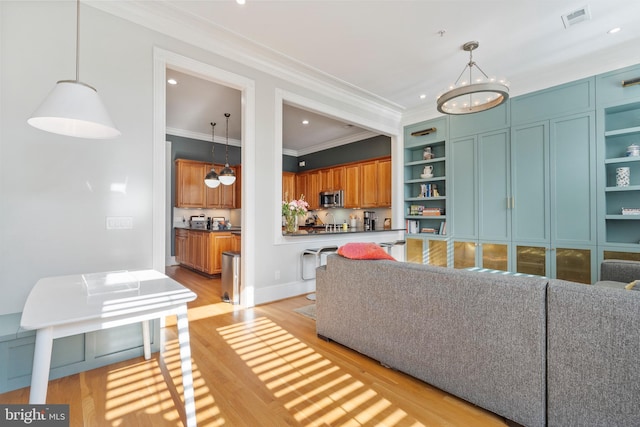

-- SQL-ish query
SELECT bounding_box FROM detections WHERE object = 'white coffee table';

[21,269,198,427]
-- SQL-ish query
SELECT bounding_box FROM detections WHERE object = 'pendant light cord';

[210,122,216,161]
[224,113,230,164]
[75,0,80,82]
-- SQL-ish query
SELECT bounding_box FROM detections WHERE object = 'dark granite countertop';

[175,226,241,233]
[284,227,404,236]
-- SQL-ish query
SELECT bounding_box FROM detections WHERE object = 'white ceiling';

[148,0,640,153]
[165,69,376,155]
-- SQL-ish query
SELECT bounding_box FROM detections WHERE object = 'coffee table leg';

[29,326,54,404]
[176,305,196,427]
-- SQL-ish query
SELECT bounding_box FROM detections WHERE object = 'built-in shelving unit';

[602,101,640,246]
[403,119,448,237]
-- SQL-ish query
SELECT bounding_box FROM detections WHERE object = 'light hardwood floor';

[0,266,509,427]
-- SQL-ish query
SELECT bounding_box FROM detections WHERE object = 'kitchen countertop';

[175,226,241,233]
[284,227,405,236]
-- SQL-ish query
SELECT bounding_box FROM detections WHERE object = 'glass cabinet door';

[555,247,592,284]
[481,243,508,271]
[454,241,476,269]
[428,240,448,267]
[406,237,424,264]
[516,245,548,277]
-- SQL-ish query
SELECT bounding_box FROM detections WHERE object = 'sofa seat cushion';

[594,280,639,290]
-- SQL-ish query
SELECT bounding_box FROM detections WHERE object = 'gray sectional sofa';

[315,256,640,427]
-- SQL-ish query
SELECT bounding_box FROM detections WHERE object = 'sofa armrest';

[600,259,640,283]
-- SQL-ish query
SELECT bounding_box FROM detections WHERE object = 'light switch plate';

[106,216,133,230]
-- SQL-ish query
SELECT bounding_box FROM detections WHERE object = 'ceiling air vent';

[562,5,592,29]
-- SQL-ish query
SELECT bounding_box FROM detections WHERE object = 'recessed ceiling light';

[236,0,245,4]
[302,120,309,125]
[607,27,621,34]
[419,94,427,99]
[167,78,177,85]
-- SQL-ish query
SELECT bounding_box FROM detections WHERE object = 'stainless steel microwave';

[320,190,344,208]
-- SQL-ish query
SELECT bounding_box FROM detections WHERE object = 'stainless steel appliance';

[363,211,376,230]
[320,190,344,208]
[190,215,207,229]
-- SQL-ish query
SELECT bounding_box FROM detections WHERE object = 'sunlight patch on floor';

[217,316,426,426]
[103,337,224,426]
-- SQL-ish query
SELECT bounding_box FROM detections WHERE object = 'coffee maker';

[363,211,376,230]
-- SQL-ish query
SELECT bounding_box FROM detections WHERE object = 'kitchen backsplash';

[174,207,241,228]
[306,207,392,229]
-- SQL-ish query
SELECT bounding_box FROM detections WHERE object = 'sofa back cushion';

[547,279,640,427]
[316,255,548,427]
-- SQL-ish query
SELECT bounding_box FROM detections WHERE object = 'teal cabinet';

[511,77,595,125]
[511,121,550,243]
[510,112,596,282]
[451,128,511,270]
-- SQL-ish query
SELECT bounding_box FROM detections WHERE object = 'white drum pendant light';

[436,41,509,115]
[27,0,120,139]
[218,113,236,186]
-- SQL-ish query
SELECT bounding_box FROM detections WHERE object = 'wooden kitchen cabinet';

[344,163,361,208]
[176,159,238,208]
[232,233,241,252]
[235,165,242,209]
[319,169,333,192]
[175,159,207,208]
[205,165,236,208]
[189,231,208,272]
[282,171,296,201]
[175,230,238,275]
[360,160,378,207]
[377,158,392,206]
[360,158,391,208]
[332,166,345,191]
[307,171,320,210]
[175,229,188,265]
[295,173,307,202]
[210,233,234,274]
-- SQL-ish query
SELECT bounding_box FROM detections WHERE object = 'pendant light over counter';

[27,0,120,139]
[218,113,236,185]
[204,122,220,188]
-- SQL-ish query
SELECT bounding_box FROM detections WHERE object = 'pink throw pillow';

[337,243,396,261]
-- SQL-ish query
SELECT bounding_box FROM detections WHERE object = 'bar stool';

[301,245,338,280]
[379,240,406,254]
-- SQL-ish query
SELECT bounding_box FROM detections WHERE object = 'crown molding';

[295,130,378,157]
[166,127,241,147]
[87,1,403,124]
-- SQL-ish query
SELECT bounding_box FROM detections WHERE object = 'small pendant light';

[204,122,220,188]
[219,113,236,185]
[27,0,120,139]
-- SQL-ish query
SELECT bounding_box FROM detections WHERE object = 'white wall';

[0,1,403,315]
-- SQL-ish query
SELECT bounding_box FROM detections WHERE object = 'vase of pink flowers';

[282,194,309,234]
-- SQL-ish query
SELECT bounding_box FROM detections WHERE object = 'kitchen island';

[175,227,241,275]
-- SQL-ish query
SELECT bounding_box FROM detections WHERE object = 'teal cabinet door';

[550,113,596,245]
[451,135,477,239]
[511,122,550,243]
[478,129,511,241]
